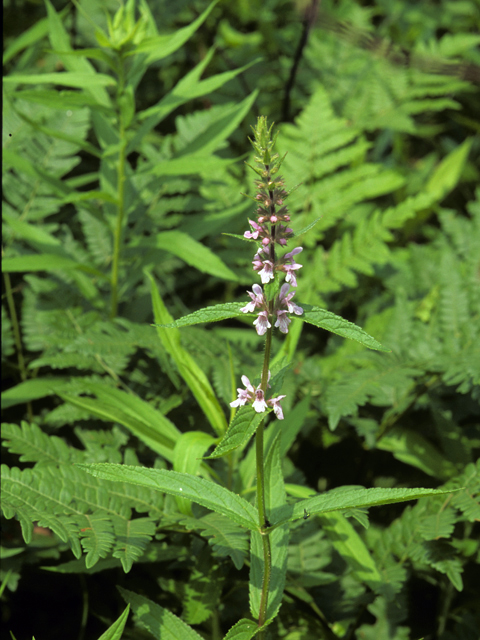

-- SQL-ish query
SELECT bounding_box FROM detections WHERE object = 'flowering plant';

[79,117,449,640]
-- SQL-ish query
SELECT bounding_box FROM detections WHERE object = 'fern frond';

[1,422,83,466]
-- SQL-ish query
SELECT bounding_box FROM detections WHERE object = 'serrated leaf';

[205,406,266,459]
[97,604,130,640]
[78,463,259,531]
[223,618,265,640]
[274,487,456,528]
[154,302,246,329]
[118,587,204,640]
[300,304,390,352]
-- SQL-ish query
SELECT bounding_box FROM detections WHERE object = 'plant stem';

[256,322,273,636]
[110,57,127,320]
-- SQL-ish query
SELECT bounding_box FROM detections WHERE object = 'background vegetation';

[2,0,479,639]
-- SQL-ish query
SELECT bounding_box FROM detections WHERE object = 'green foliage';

[2,0,479,638]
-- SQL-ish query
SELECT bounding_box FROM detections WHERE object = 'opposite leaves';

[154,301,389,352]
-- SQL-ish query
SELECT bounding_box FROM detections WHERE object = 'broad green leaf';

[300,304,390,352]
[118,587,204,640]
[4,72,116,88]
[275,486,456,528]
[173,431,217,514]
[78,464,259,531]
[132,231,238,281]
[97,604,130,640]
[147,271,228,437]
[155,302,246,329]
[129,0,219,63]
[205,406,266,459]
[59,384,180,463]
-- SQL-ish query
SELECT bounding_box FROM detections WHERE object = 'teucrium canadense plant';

[77,118,453,639]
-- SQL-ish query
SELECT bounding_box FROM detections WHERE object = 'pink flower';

[258,260,274,284]
[244,220,264,240]
[230,372,272,412]
[253,310,271,336]
[278,283,303,315]
[284,264,302,287]
[267,395,286,419]
[241,284,265,313]
[274,309,291,334]
[253,388,268,413]
[230,375,255,408]
[281,247,303,287]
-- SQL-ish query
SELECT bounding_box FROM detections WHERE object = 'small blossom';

[274,309,291,334]
[278,283,303,315]
[241,284,265,313]
[284,264,302,287]
[230,375,255,408]
[244,220,264,240]
[230,372,273,412]
[268,395,286,419]
[284,246,303,261]
[253,310,271,336]
[253,388,268,413]
[258,260,274,284]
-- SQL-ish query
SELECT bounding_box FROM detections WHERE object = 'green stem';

[110,58,127,320]
[256,322,273,636]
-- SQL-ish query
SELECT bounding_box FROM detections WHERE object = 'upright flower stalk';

[230,117,303,633]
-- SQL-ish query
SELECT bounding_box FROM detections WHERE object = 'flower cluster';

[231,117,304,420]
[230,374,286,420]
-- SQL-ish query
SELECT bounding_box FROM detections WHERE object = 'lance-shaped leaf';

[78,464,259,531]
[98,604,130,640]
[204,405,267,459]
[154,302,248,329]
[223,618,271,640]
[118,588,204,640]
[273,486,456,528]
[148,272,228,436]
[299,304,390,352]
[129,0,219,63]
